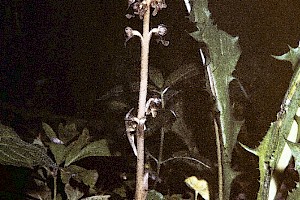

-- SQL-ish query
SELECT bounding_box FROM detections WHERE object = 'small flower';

[132,1,148,19]
[157,24,167,36]
[151,0,167,16]
[125,27,134,38]
[124,27,143,45]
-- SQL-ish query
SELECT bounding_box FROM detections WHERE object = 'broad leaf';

[42,122,58,140]
[48,143,66,166]
[61,165,98,189]
[164,63,200,88]
[149,67,164,89]
[146,190,164,200]
[57,123,80,144]
[65,183,84,200]
[185,176,209,200]
[0,123,54,168]
[65,139,111,166]
[64,128,90,167]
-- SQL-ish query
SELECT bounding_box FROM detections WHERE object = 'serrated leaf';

[189,1,241,199]
[286,139,300,174]
[164,63,200,88]
[146,190,164,200]
[272,42,300,70]
[0,123,54,168]
[64,128,90,167]
[149,67,164,89]
[65,139,111,166]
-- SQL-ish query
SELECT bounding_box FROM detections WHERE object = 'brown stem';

[135,1,151,199]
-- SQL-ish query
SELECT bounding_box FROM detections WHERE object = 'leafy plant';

[0,122,111,200]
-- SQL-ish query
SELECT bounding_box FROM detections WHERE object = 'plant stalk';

[53,175,57,200]
[135,1,151,199]
[214,118,223,200]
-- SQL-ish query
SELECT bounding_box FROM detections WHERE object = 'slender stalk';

[154,94,166,188]
[135,1,151,199]
[53,175,57,200]
[154,127,165,187]
[214,118,223,200]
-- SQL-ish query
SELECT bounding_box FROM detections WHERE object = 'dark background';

[1,0,300,199]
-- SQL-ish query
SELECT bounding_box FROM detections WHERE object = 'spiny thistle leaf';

[285,139,300,175]
[272,42,300,70]
[255,43,300,199]
[0,123,54,168]
[189,0,241,199]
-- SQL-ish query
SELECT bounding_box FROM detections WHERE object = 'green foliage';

[189,0,242,199]
[250,43,300,199]
[146,190,164,200]
[0,121,112,199]
[287,183,300,200]
[43,122,111,167]
[0,123,54,169]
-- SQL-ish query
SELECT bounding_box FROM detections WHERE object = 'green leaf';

[61,165,99,188]
[57,123,80,144]
[272,42,300,70]
[189,1,241,199]
[81,195,111,200]
[146,190,164,200]
[164,63,200,88]
[65,183,84,200]
[64,128,90,167]
[287,183,300,200]
[286,139,300,174]
[149,67,164,89]
[65,139,111,166]
[0,123,54,168]
[42,122,58,140]
[255,43,300,199]
[48,143,66,166]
